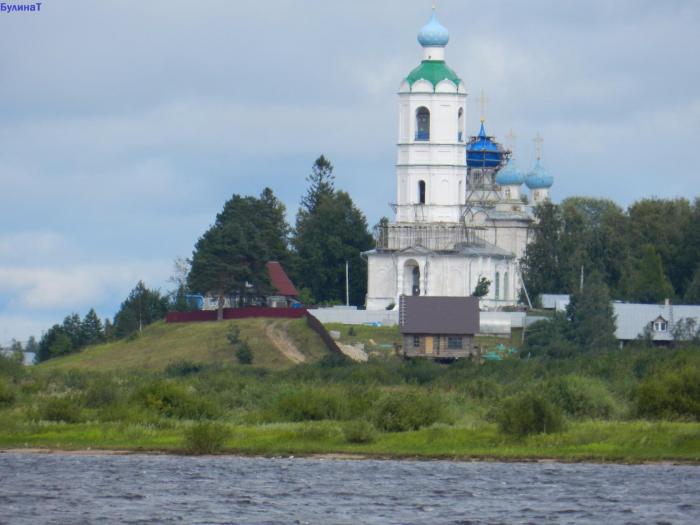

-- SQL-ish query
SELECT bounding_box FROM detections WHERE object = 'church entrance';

[404,260,420,296]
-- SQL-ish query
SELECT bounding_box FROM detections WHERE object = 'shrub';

[183,422,230,454]
[272,388,346,422]
[634,366,700,420]
[496,392,565,436]
[165,360,204,377]
[136,381,220,420]
[343,420,377,444]
[371,391,446,432]
[235,342,253,365]
[39,397,83,423]
[83,380,120,409]
[544,375,617,419]
[0,378,16,406]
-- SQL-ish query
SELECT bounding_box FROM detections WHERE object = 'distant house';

[399,295,479,359]
[194,261,300,311]
[614,302,700,345]
[540,294,570,312]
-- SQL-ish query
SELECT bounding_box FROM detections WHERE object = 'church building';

[365,9,554,310]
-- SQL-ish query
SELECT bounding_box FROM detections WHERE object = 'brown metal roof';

[400,296,479,335]
[266,261,299,297]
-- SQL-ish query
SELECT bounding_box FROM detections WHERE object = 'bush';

[235,342,253,365]
[136,381,221,420]
[371,391,446,432]
[165,360,204,377]
[39,397,83,423]
[183,421,230,454]
[634,366,700,420]
[83,380,120,409]
[0,379,16,406]
[496,392,565,436]
[544,375,617,419]
[272,388,346,422]
[343,420,377,444]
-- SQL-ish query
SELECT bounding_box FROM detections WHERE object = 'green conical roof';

[406,60,461,89]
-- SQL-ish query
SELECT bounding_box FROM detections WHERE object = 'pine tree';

[566,271,617,352]
[684,264,700,305]
[293,190,373,305]
[472,277,491,298]
[113,281,168,337]
[62,313,83,349]
[520,202,567,298]
[80,308,104,346]
[300,155,335,214]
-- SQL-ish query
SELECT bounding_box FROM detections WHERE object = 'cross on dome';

[534,132,544,160]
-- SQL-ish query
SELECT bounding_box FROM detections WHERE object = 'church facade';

[365,9,554,310]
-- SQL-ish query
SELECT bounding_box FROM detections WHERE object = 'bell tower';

[394,8,468,224]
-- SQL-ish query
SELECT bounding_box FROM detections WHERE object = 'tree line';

[521,197,700,305]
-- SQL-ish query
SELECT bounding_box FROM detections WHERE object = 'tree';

[566,272,617,352]
[627,244,674,304]
[300,155,335,214]
[25,336,38,355]
[472,277,491,298]
[61,313,84,349]
[113,281,168,338]
[35,325,72,363]
[187,190,287,319]
[684,264,700,305]
[80,309,104,346]
[520,202,567,298]
[293,191,373,305]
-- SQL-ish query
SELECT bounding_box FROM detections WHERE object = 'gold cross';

[478,90,489,123]
[534,131,544,160]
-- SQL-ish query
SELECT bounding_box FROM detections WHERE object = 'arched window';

[416,107,430,141]
[503,272,509,300]
[457,108,464,141]
[418,180,426,204]
[495,272,500,300]
[505,188,511,200]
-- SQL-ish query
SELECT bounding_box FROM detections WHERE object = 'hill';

[39,318,331,372]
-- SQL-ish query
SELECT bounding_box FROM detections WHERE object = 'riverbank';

[1,420,699,464]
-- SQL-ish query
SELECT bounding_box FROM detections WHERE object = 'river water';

[0,453,698,524]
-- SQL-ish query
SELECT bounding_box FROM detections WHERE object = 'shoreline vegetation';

[2,320,700,465]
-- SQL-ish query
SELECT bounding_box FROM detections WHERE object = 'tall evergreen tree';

[566,272,617,352]
[80,309,104,346]
[684,264,700,305]
[35,325,72,363]
[62,313,84,349]
[293,191,373,305]
[300,155,335,214]
[520,202,566,298]
[188,189,288,319]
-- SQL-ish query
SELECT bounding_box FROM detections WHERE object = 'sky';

[1,0,699,344]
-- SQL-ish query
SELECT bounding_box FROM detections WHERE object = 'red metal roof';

[266,261,299,297]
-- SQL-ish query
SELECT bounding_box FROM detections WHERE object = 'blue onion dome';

[417,10,449,47]
[466,122,507,169]
[525,160,554,189]
[495,158,525,186]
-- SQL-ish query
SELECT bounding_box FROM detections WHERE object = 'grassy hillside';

[40,318,330,372]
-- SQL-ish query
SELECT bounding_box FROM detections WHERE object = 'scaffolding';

[374,223,486,251]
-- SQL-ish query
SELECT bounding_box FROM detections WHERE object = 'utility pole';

[345,260,350,306]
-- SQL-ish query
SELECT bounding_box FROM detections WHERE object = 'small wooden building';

[399,295,480,359]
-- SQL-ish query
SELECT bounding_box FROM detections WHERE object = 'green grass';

[1,420,698,462]
[40,318,329,372]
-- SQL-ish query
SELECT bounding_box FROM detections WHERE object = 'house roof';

[613,303,700,341]
[266,261,299,297]
[400,296,480,335]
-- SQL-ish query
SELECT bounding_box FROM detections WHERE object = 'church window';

[504,188,511,199]
[504,272,509,300]
[418,180,426,204]
[457,108,464,141]
[534,191,540,201]
[495,272,500,300]
[412,266,420,295]
[416,107,430,141]
[447,336,462,350]
[413,336,421,348]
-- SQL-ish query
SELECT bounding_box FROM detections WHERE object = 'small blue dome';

[466,122,506,169]
[496,159,524,186]
[525,160,553,189]
[417,10,449,47]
